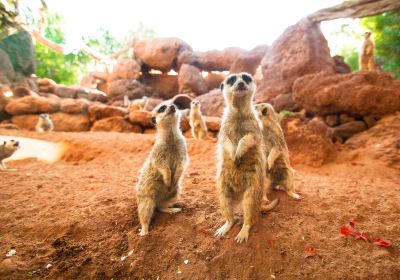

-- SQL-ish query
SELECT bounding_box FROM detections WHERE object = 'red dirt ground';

[0,129,399,279]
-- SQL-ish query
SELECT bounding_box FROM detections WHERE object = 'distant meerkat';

[135,102,188,236]
[189,100,208,140]
[0,140,20,170]
[130,96,149,111]
[35,114,54,132]
[255,103,300,199]
[215,73,279,243]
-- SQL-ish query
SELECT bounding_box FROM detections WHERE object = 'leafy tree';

[361,11,400,78]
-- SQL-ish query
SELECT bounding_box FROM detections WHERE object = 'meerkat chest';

[223,117,259,145]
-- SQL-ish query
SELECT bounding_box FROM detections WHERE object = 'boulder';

[230,45,269,75]
[339,113,355,124]
[86,88,107,103]
[180,116,190,132]
[363,115,377,128]
[91,116,143,133]
[330,121,367,143]
[12,87,38,98]
[333,55,351,74]
[204,72,225,91]
[60,98,90,114]
[5,96,60,115]
[51,112,91,132]
[203,116,221,131]
[144,97,163,111]
[54,85,77,98]
[0,49,15,84]
[140,73,178,100]
[88,104,128,121]
[107,79,146,101]
[272,93,299,112]
[37,78,57,93]
[128,110,154,128]
[325,114,339,127]
[293,71,400,117]
[197,89,224,117]
[282,115,336,167]
[171,94,193,110]
[256,18,335,103]
[178,64,208,95]
[10,114,38,130]
[109,58,141,81]
[134,37,192,72]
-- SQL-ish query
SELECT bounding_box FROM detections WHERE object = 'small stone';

[128,250,134,256]
[46,263,52,269]
[184,260,189,264]
[5,249,16,257]
[121,256,126,261]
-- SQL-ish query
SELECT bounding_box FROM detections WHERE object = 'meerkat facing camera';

[215,73,279,243]
[35,114,54,132]
[135,102,188,236]
[0,140,20,170]
[130,96,149,111]
[189,100,208,140]
[255,103,300,199]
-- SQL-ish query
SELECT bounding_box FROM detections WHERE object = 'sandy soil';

[0,129,399,280]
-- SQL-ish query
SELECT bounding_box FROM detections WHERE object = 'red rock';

[178,64,208,95]
[12,87,38,98]
[197,89,224,117]
[143,128,156,134]
[256,18,335,103]
[107,79,145,101]
[339,113,355,124]
[10,114,37,130]
[54,85,78,98]
[60,98,90,114]
[144,97,163,111]
[86,89,108,103]
[272,93,299,112]
[191,47,247,72]
[333,55,351,74]
[230,45,269,75]
[363,115,377,128]
[330,121,367,143]
[134,37,192,72]
[204,72,225,91]
[88,104,128,121]
[180,116,190,132]
[109,58,141,81]
[293,71,400,117]
[203,116,221,131]
[50,112,91,132]
[5,95,60,115]
[282,115,336,167]
[128,110,154,128]
[325,114,339,127]
[91,116,143,133]
[140,73,178,100]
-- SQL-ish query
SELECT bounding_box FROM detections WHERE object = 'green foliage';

[0,0,19,39]
[35,12,91,85]
[84,28,123,56]
[361,11,400,78]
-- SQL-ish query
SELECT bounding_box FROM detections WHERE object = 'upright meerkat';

[135,102,188,236]
[35,114,54,132]
[130,96,149,111]
[216,73,279,243]
[0,140,20,170]
[255,103,300,199]
[189,100,208,140]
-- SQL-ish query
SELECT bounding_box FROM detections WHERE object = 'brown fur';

[36,114,54,132]
[189,100,208,140]
[216,73,278,243]
[0,140,19,170]
[135,102,188,236]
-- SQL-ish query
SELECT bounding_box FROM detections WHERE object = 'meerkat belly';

[269,156,289,184]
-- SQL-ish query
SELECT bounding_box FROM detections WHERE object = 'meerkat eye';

[226,76,237,86]
[262,107,268,116]
[158,105,167,113]
[242,74,252,85]
[220,83,224,91]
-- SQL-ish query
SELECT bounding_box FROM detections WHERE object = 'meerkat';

[35,114,54,132]
[255,103,300,200]
[135,102,188,236]
[215,73,279,243]
[130,96,149,111]
[189,100,208,140]
[0,140,20,170]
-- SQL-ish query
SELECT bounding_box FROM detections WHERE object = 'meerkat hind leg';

[215,195,235,237]
[0,161,17,171]
[235,190,255,243]
[267,147,281,170]
[138,199,156,236]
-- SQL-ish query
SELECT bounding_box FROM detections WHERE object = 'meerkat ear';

[151,117,156,124]
[220,83,224,91]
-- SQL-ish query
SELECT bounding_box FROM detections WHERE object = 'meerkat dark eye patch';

[242,74,252,85]
[151,117,156,124]
[220,83,224,91]
[262,107,268,116]
[226,76,237,86]
[158,105,167,113]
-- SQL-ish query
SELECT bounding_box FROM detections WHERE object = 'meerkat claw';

[159,207,182,214]
[215,222,233,237]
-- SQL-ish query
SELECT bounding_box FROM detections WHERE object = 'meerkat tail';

[260,198,279,213]
[267,147,280,170]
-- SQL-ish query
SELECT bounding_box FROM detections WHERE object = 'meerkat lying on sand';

[135,102,188,236]
[0,140,20,170]
[189,100,208,140]
[215,73,279,243]
[130,96,149,111]
[255,103,300,199]
[35,114,54,132]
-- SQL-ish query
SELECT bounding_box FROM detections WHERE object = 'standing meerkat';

[135,102,188,236]
[35,114,54,132]
[0,140,20,170]
[189,100,208,140]
[215,73,279,243]
[130,96,149,111]
[255,103,300,199]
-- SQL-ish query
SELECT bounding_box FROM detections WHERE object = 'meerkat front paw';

[215,221,233,237]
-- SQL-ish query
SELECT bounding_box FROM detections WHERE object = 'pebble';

[184,260,189,264]
[5,249,16,257]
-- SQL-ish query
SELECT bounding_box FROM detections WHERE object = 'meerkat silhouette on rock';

[135,102,188,236]
[189,100,208,140]
[255,103,300,199]
[215,73,279,243]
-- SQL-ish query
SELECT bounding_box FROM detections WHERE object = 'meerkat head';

[190,100,201,111]
[220,72,256,110]
[255,103,279,123]
[151,102,180,129]
[2,139,20,152]
[39,114,51,120]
